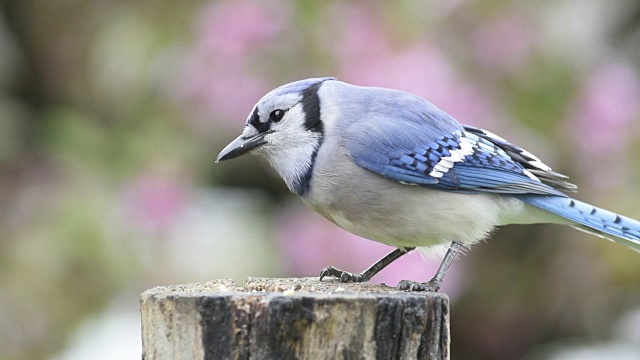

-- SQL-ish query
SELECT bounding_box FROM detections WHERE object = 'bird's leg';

[319,247,415,283]
[398,241,464,292]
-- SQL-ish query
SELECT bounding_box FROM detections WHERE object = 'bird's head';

[216,77,336,195]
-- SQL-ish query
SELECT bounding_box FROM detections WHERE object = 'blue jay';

[216,77,640,292]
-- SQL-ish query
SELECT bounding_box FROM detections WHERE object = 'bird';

[216,77,640,292]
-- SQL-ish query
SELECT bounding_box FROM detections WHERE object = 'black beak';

[216,133,267,162]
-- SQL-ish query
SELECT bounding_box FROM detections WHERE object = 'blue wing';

[346,111,575,195]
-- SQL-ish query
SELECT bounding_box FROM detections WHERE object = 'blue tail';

[520,195,640,252]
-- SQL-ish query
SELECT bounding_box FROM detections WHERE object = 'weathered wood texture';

[140,277,449,360]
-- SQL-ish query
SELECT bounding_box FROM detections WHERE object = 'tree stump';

[140,277,450,359]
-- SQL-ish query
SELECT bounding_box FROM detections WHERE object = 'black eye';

[270,109,285,122]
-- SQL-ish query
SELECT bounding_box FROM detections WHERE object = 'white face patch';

[241,123,259,138]
[239,78,332,195]
[269,103,306,133]
[254,102,323,193]
[256,93,302,125]
[428,136,475,178]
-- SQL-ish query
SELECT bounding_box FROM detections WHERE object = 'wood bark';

[140,277,449,360]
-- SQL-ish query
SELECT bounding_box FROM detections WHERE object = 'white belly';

[303,158,525,249]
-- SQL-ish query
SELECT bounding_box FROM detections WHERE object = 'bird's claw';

[319,266,367,283]
[397,279,440,292]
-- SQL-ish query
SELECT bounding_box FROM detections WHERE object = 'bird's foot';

[397,279,441,292]
[319,266,369,283]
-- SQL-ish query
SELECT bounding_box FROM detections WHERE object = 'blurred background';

[1,0,640,359]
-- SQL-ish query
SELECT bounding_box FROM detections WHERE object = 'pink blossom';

[330,4,496,128]
[195,0,288,60]
[568,61,640,188]
[175,0,290,131]
[178,54,270,126]
[328,4,391,64]
[123,172,187,233]
[472,13,535,74]
[572,62,640,152]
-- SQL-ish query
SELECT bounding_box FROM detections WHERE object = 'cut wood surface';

[140,277,450,360]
